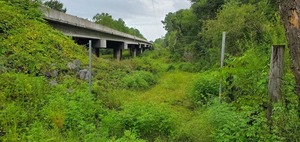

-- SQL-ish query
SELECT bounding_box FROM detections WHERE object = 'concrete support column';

[128,45,137,58]
[92,39,101,57]
[100,39,107,48]
[113,47,122,61]
[136,44,142,56]
[132,46,137,58]
[132,47,137,58]
[142,47,146,52]
[123,43,128,50]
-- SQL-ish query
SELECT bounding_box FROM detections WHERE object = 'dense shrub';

[133,57,164,74]
[36,85,105,141]
[178,62,197,72]
[202,101,275,142]
[102,103,177,141]
[109,130,146,142]
[188,71,219,106]
[0,0,87,76]
[0,73,48,141]
[122,71,158,89]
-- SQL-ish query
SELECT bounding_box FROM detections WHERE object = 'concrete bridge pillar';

[129,45,137,58]
[113,47,122,61]
[113,42,124,61]
[137,44,143,56]
[100,39,107,48]
[142,47,146,52]
[92,39,101,57]
[107,40,124,61]
[132,46,137,58]
[123,43,129,50]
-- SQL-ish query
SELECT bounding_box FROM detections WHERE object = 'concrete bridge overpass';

[40,7,152,60]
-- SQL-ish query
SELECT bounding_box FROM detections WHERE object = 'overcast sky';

[58,0,191,41]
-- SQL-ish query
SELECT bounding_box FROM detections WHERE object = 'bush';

[133,57,164,74]
[272,104,300,141]
[178,62,197,72]
[41,83,104,140]
[203,101,274,142]
[102,103,177,141]
[122,71,157,90]
[188,71,219,106]
[166,64,176,72]
[0,73,49,141]
[111,130,146,142]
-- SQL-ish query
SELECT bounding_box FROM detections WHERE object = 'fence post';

[219,32,226,101]
[89,40,92,94]
[267,45,285,129]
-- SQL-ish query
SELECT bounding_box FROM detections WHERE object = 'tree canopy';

[93,13,145,39]
[44,0,66,13]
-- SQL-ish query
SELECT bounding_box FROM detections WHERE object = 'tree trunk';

[279,0,300,116]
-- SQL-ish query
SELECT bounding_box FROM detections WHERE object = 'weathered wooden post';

[267,45,285,129]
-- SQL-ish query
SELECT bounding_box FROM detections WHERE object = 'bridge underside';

[46,20,150,60]
[71,36,148,60]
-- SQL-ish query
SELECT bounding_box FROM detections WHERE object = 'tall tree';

[191,0,225,20]
[44,0,66,13]
[279,0,300,115]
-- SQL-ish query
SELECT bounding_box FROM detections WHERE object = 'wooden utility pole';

[279,0,300,116]
[267,45,285,128]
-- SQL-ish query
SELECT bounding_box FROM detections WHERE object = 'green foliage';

[0,0,87,76]
[102,103,177,141]
[42,89,104,140]
[1,0,299,141]
[188,71,220,105]
[187,41,299,141]
[93,13,145,39]
[44,0,67,13]
[0,73,105,141]
[122,71,157,90]
[153,37,166,49]
[178,62,198,72]
[4,0,43,20]
[111,130,146,142]
[203,1,269,55]
[204,101,274,142]
[191,0,225,20]
[175,112,212,142]
[220,47,269,105]
[0,73,48,141]
[272,105,300,141]
[163,9,200,62]
[162,0,285,70]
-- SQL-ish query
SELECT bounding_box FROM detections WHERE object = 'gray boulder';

[67,60,81,70]
[78,69,90,80]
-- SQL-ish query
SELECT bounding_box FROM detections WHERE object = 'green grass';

[110,70,214,141]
